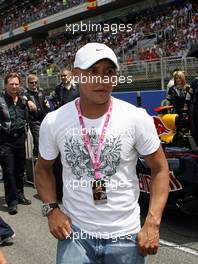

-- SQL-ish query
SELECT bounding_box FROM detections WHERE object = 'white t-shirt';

[39,97,160,238]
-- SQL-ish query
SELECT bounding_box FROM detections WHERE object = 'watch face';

[41,203,59,216]
[42,204,50,217]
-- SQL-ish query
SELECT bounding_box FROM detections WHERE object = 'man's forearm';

[35,166,57,203]
[146,170,169,226]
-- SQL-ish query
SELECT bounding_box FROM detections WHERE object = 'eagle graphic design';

[64,129,122,179]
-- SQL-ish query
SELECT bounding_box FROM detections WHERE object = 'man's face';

[61,70,71,85]
[28,78,38,91]
[6,77,20,96]
[73,59,117,105]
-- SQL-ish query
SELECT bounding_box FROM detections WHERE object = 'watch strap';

[49,203,60,209]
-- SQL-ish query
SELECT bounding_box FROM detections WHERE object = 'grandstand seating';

[0,0,197,84]
[0,0,85,34]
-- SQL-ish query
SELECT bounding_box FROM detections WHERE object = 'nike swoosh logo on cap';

[96,49,103,51]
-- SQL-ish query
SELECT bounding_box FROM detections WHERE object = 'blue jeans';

[56,225,145,264]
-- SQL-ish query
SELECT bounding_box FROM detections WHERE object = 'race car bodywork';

[137,106,198,216]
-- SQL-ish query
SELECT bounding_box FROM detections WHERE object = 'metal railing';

[0,56,197,92]
[120,56,198,90]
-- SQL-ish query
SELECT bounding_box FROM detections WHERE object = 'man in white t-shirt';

[35,43,169,264]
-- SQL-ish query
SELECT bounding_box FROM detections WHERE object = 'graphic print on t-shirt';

[64,129,121,180]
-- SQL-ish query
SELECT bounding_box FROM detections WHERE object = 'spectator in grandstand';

[46,65,53,77]
[149,47,159,72]
[0,73,31,215]
[1,0,197,77]
[167,70,193,114]
[126,53,134,64]
[0,0,85,34]
[1,0,198,76]
[23,74,49,157]
[0,249,7,264]
[35,43,169,264]
[50,68,79,110]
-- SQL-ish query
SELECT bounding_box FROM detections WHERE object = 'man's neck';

[79,98,111,119]
[63,82,71,90]
[28,87,38,92]
[7,92,18,104]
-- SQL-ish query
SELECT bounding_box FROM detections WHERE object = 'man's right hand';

[27,100,37,112]
[47,208,72,240]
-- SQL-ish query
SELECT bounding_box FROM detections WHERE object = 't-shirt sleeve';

[134,109,160,156]
[39,113,59,160]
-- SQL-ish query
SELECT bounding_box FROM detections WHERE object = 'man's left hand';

[137,219,160,256]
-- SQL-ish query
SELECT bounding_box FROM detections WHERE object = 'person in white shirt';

[35,43,169,264]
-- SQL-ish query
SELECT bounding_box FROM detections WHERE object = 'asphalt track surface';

[0,179,198,264]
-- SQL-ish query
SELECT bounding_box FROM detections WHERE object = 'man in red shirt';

[149,48,159,72]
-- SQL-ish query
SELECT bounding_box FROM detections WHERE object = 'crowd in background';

[0,0,85,34]
[0,0,197,76]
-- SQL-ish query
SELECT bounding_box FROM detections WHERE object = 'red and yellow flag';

[87,0,97,10]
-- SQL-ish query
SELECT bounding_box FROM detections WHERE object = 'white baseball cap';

[74,43,119,70]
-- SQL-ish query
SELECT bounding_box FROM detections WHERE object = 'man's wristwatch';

[41,203,60,217]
